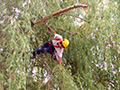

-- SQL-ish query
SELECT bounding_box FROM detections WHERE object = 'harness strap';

[54,39,63,44]
[53,45,60,48]
[53,38,63,48]
[54,38,62,41]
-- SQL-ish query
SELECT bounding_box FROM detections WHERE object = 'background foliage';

[0,0,120,90]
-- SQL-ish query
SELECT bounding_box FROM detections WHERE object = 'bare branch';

[35,3,88,24]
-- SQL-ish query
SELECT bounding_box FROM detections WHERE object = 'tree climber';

[31,26,69,65]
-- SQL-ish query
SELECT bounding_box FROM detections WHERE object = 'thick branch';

[35,3,88,24]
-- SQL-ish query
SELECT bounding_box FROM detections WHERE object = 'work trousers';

[33,41,55,57]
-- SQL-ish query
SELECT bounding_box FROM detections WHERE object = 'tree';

[0,0,120,90]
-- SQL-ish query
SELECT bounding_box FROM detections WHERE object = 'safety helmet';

[62,39,69,48]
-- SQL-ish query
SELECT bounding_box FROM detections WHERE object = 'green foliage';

[0,0,120,90]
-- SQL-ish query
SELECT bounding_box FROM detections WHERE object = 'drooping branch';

[35,3,88,24]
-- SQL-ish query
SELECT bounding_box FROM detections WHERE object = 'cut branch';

[35,3,88,24]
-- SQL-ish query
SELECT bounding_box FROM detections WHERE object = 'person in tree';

[31,26,69,65]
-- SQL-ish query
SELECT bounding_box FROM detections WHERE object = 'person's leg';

[32,41,51,57]
[40,41,50,53]
[32,41,55,58]
[33,47,40,57]
[40,41,55,54]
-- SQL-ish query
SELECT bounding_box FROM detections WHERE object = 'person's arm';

[47,25,56,35]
